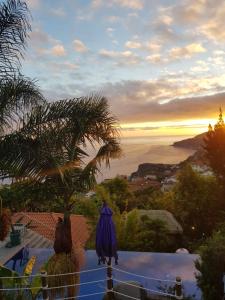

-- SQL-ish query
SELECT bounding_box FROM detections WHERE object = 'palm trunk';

[53,211,72,254]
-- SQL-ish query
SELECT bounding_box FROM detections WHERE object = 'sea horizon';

[97,134,196,182]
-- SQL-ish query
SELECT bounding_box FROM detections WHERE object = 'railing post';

[41,270,49,300]
[175,276,183,299]
[107,264,114,300]
[0,277,3,300]
[223,274,225,299]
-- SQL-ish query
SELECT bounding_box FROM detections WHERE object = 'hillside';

[173,132,207,150]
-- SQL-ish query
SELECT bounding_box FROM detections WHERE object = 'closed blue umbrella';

[96,201,118,265]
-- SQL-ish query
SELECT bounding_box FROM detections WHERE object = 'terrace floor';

[0,229,52,265]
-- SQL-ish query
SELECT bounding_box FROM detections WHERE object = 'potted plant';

[9,224,21,247]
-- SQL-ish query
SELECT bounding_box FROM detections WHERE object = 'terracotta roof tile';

[12,212,90,247]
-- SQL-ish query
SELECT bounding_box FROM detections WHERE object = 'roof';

[128,179,161,192]
[137,210,183,234]
[12,212,90,248]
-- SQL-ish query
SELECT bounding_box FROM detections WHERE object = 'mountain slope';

[173,132,207,150]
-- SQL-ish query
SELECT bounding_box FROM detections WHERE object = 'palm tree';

[0,0,44,134]
[0,76,44,134]
[0,0,44,241]
[0,0,31,76]
[0,95,121,297]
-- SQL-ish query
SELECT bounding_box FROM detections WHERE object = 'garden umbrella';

[96,201,118,265]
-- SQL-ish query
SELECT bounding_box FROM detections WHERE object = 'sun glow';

[120,118,214,138]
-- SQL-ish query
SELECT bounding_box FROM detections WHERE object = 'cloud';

[107,27,115,33]
[125,39,162,53]
[125,41,142,49]
[48,61,79,72]
[107,16,120,23]
[157,15,173,26]
[113,0,144,10]
[165,0,225,43]
[169,43,206,60]
[106,27,115,37]
[171,0,206,24]
[91,0,103,8]
[50,7,66,17]
[26,0,40,9]
[51,44,66,56]
[30,28,57,46]
[146,41,162,52]
[92,0,144,10]
[146,54,166,64]
[73,40,88,53]
[99,49,141,65]
[91,72,225,122]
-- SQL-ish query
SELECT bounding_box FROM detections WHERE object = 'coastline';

[97,135,196,182]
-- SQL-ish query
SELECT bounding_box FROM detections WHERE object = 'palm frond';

[0,75,45,133]
[0,0,31,76]
[0,95,121,199]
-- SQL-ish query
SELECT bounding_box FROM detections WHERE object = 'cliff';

[131,133,208,179]
[172,132,206,150]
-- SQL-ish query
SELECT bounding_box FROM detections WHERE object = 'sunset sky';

[22,0,225,137]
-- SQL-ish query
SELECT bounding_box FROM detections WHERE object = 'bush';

[195,226,225,300]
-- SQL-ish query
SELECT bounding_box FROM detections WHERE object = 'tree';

[0,0,31,76]
[0,0,44,135]
[135,215,170,252]
[0,96,121,248]
[204,108,225,188]
[101,177,134,212]
[195,225,225,300]
[173,164,221,240]
[0,76,44,134]
[0,96,121,298]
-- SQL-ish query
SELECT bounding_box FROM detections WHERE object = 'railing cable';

[0,266,107,280]
[113,278,176,298]
[112,266,176,283]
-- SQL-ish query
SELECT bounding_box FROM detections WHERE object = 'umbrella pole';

[107,263,114,300]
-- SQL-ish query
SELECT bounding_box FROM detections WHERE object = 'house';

[12,212,90,248]
[161,176,177,192]
[0,212,90,267]
[128,178,161,192]
[144,174,157,180]
[191,164,214,177]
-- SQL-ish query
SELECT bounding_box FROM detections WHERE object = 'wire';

[112,267,176,283]
[0,266,107,280]
[0,286,41,291]
[0,279,106,292]
[113,278,176,298]
[58,291,106,299]
[112,290,140,300]
[47,279,106,290]
[46,266,107,278]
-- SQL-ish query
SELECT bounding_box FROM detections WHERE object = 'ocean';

[96,135,196,182]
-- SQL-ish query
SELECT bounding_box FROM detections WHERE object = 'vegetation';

[0,0,121,299]
[0,196,11,241]
[47,253,79,300]
[0,0,31,75]
[75,186,174,252]
[0,0,225,298]
[0,0,44,134]
[204,108,225,193]
[173,164,222,241]
[195,225,225,300]
[101,177,134,212]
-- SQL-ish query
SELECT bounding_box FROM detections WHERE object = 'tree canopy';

[204,108,225,188]
[0,0,31,76]
[196,225,225,300]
